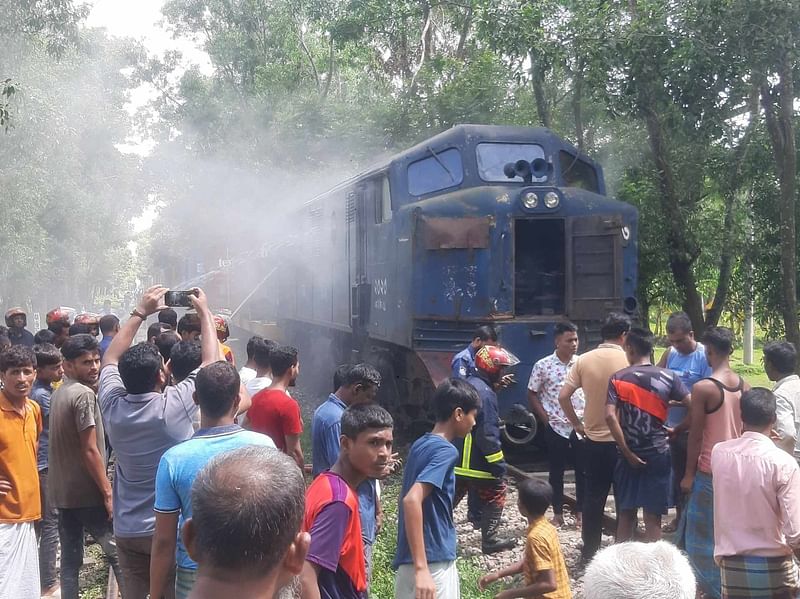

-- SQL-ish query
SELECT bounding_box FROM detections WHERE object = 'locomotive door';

[347,186,370,335]
[566,214,624,320]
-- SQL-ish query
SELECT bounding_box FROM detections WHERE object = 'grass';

[729,346,770,388]
[78,544,110,599]
[370,477,495,599]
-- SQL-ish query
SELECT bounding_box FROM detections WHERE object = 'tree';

[0,27,145,308]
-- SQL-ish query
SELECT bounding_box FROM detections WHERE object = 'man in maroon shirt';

[245,345,304,468]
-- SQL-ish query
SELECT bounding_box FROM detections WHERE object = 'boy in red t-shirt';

[300,404,394,599]
[244,345,304,468]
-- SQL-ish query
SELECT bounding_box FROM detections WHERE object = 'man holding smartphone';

[97,286,228,598]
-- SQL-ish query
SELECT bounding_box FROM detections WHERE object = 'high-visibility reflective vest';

[453,375,506,480]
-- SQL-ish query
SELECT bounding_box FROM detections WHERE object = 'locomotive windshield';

[407,147,464,196]
[476,142,547,183]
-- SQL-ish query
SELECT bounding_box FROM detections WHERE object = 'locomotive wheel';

[501,405,538,446]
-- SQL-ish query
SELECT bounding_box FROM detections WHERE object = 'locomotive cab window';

[375,176,392,223]
[407,147,463,196]
[514,219,565,316]
[559,151,599,192]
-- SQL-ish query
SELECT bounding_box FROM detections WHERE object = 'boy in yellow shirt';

[479,478,571,599]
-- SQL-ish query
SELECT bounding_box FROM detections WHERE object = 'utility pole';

[743,189,755,365]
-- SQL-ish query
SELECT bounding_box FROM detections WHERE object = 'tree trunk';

[704,189,736,329]
[760,54,800,349]
[639,290,650,329]
[456,7,473,60]
[643,109,706,336]
[530,54,551,128]
[778,74,800,348]
[572,64,585,150]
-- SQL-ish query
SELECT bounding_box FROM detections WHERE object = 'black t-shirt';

[607,364,689,454]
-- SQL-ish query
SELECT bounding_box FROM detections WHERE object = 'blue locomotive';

[230,124,638,443]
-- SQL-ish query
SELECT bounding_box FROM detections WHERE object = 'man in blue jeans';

[30,343,63,596]
[311,363,384,577]
[48,334,121,599]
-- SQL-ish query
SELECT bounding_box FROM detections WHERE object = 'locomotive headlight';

[544,192,560,209]
[522,191,538,209]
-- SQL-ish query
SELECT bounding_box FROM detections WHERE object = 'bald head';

[189,446,305,578]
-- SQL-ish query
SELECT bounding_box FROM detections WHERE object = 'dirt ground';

[453,480,616,598]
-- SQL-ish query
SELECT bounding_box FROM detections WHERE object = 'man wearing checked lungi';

[712,387,800,599]
[680,327,747,598]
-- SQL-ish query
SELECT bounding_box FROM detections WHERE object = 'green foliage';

[129,0,800,335]
[0,15,146,309]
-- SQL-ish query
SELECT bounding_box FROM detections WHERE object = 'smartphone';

[164,290,195,308]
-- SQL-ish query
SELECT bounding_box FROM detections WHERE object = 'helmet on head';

[213,315,230,342]
[74,313,100,326]
[46,308,71,327]
[4,307,26,328]
[474,345,520,377]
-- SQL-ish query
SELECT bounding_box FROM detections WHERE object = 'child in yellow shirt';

[479,478,571,599]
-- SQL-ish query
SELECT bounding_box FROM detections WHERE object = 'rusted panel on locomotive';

[419,216,491,250]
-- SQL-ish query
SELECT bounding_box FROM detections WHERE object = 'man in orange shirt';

[0,345,43,598]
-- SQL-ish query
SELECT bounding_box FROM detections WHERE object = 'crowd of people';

[1,288,800,599]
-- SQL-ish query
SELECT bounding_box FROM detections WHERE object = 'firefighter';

[454,344,519,554]
[214,315,235,365]
[5,307,34,347]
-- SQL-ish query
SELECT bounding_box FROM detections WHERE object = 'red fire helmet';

[474,345,520,377]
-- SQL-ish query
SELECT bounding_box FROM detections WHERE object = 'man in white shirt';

[763,341,800,456]
[245,338,277,397]
[238,336,262,385]
[528,321,585,527]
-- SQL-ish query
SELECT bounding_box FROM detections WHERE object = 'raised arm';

[187,289,222,366]
[103,285,168,367]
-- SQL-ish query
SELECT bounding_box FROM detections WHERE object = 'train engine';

[232,124,638,444]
